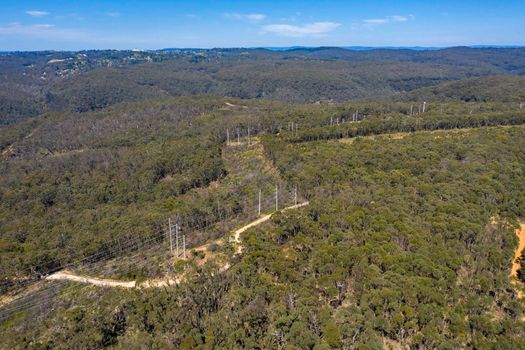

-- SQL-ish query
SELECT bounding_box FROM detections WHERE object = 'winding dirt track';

[230,201,309,254]
[511,223,525,299]
[43,202,309,289]
[47,271,137,288]
[224,102,247,109]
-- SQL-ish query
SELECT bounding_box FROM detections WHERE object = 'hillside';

[1,92,525,348]
[260,124,525,349]
[397,75,525,102]
[44,59,489,110]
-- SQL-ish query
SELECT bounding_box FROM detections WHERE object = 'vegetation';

[0,95,303,289]
[1,48,525,349]
[2,47,525,124]
[0,97,226,282]
[258,126,525,348]
[397,75,525,102]
[287,108,525,143]
[2,117,525,349]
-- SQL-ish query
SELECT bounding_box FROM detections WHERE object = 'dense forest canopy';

[396,75,525,103]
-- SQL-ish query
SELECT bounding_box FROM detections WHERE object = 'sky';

[0,0,524,51]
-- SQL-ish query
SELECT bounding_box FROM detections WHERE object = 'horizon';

[1,45,525,54]
[1,0,524,51]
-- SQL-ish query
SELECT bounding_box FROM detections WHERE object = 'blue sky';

[0,0,524,50]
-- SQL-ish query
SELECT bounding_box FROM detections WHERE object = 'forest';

[2,47,525,125]
[1,47,525,349]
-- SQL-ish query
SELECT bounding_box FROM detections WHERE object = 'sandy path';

[230,213,272,254]
[230,201,309,253]
[41,202,310,289]
[224,102,247,108]
[46,271,181,289]
[139,278,180,288]
[511,223,525,299]
[1,144,15,160]
[47,271,137,288]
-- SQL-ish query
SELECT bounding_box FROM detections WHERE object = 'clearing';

[338,124,525,145]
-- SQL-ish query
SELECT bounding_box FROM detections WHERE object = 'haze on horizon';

[0,0,524,51]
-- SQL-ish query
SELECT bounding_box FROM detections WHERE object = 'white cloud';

[389,16,408,22]
[224,13,266,22]
[33,24,56,29]
[106,12,121,17]
[26,10,49,17]
[363,15,414,26]
[0,22,178,48]
[262,22,340,37]
[0,22,88,41]
[363,19,389,25]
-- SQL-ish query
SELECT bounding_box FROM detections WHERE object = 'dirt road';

[42,202,310,289]
[230,201,309,254]
[46,271,137,288]
[511,223,525,299]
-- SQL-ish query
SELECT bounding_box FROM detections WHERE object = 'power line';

[3,190,298,311]
[1,125,305,320]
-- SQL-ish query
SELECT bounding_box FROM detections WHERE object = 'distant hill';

[42,59,492,113]
[396,75,525,102]
[2,47,525,124]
